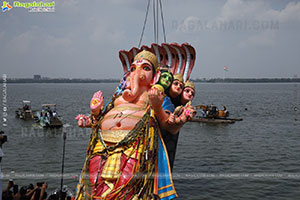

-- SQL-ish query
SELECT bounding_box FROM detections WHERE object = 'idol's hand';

[184,105,196,120]
[90,90,104,116]
[148,87,164,110]
[75,114,91,127]
[175,114,187,125]
[167,113,176,125]
[174,105,196,125]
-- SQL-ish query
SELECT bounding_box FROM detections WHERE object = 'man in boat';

[204,105,218,118]
[75,50,195,200]
[23,104,29,111]
[203,105,228,119]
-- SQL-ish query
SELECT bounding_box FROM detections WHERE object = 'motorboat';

[15,100,34,120]
[36,104,63,128]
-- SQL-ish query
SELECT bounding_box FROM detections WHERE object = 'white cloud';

[217,0,267,21]
[259,2,300,23]
[217,0,300,24]
[2,0,299,78]
[8,30,35,54]
[238,30,275,48]
[7,26,74,55]
[282,2,300,22]
[45,35,73,52]
[89,20,125,44]
[214,0,300,48]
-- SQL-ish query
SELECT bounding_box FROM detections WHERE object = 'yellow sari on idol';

[75,87,177,200]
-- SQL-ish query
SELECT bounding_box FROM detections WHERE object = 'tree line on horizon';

[5,77,300,83]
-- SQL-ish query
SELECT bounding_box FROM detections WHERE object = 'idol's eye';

[185,88,195,96]
[178,83,183,89]
[143,65,151,71]
[174,81,179,85]
[130,66,136,72]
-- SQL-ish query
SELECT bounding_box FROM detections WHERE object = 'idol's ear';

[151,70,161,86]
[119,50,130,73]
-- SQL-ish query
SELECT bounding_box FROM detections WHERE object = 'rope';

[159,0,167,43]
[138,0,167,46]
[138,0,151,48]
[156,0,159,43]
[153,0,157,43]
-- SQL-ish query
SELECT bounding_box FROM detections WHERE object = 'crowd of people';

[2,181,75,200]
[40,107,57,118]
[2,181,48,200]
[1,131,70,200]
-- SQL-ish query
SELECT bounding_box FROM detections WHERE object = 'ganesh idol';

[75,43,197,200]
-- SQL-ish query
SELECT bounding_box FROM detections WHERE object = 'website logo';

[2,1,13,12]
[2,1,55,13]
[14,1,55,12]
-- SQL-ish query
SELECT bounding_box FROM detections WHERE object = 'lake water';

[1,83,300,200]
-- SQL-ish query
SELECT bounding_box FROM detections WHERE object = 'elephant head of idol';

[122,50,160,102]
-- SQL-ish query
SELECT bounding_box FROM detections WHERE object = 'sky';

[1,0,300,79]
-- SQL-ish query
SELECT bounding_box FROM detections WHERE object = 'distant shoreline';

[4,78,300,84]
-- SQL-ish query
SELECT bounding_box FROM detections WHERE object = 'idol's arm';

[148,87,183,134]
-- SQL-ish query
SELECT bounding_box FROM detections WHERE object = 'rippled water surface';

[2,83,300,200]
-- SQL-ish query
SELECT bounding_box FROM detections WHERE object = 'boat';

[191,116,243,124]
[15,100,34,120]
[35,104,63,128]
[191,104,243,124]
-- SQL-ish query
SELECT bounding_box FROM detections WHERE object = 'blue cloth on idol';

[162,96,175,113]
[161,95,178,171]
[158,134,177,200]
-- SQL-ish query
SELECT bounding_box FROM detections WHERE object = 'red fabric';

[89,156,110,196]
[88,154,137,199]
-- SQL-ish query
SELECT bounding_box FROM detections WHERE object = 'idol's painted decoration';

[75,43,196,200]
